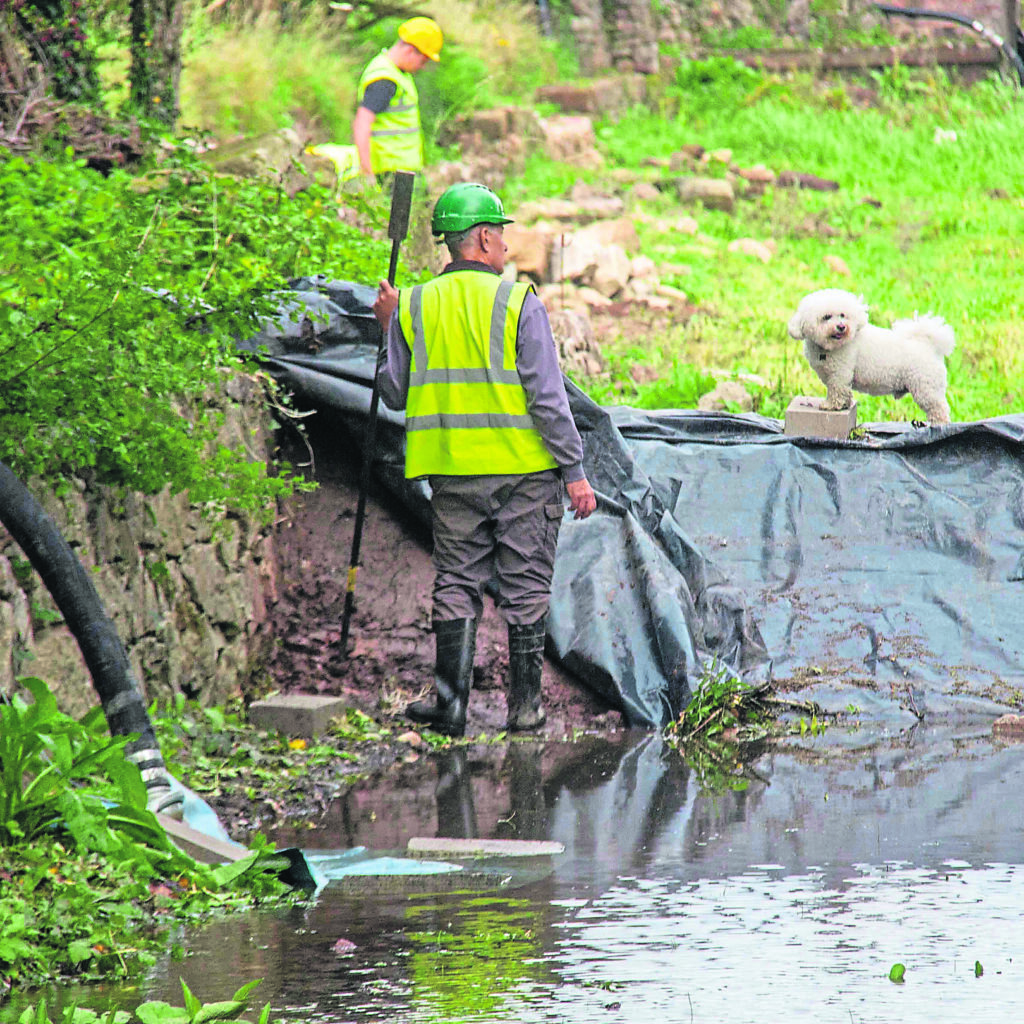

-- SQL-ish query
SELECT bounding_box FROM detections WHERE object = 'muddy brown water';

[21,725,1024,1023]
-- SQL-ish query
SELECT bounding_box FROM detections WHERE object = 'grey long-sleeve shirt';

[378,261,585,482]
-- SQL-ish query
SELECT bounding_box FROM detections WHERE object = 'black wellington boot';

[506,616,547,732]
[406,618,476,737]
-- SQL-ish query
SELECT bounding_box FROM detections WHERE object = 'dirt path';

[255,423,620,737]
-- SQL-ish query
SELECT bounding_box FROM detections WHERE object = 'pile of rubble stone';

[431,107,847,397]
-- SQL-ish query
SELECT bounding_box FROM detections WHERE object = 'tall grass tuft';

[180,7,357,140]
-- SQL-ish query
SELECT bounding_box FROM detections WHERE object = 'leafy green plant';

[662,662,767,792]
[0,145,392,515]
[0,680,293,989]
[329,707,391,744]
[663,662,827,791]
[673,55,767,106]
[17,978,271,1024]
[152,697,360,807]
[0,677,151,847]
[698,25,778,50]
[670,661,768,743]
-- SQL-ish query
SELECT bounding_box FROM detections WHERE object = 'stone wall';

[0,373,279,719]
[586,0,1019,74]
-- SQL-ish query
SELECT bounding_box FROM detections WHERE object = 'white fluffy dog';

[787,288,955,424]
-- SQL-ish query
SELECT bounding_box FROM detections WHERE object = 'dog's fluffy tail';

[892,313,956,357]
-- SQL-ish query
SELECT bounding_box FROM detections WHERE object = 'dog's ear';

[787,310,805,340]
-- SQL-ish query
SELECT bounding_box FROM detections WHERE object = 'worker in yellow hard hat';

[352,16,443,178]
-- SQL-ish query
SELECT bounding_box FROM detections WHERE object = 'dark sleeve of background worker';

[352,80,397,177]
[372,280,597,520]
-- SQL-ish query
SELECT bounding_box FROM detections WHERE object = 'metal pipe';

[0,459,183,817]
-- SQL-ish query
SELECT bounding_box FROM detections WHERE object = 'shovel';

[339,171,416,654]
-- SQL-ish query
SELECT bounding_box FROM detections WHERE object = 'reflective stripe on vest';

[398,272,559,478]
[357,51,423,173]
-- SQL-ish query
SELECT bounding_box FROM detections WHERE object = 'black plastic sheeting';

[241,277,1024,729]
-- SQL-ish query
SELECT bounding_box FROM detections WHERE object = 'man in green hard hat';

[352,16,443,178]
[373,182,597,738]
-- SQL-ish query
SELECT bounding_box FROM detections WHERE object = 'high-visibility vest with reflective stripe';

[397,271,559,479]
[357,51,423,173]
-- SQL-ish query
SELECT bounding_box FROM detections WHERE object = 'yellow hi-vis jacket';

[357,51,423,173]
[397,270,559,479]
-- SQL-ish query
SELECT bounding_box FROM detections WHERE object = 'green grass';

[507,62,1024,423]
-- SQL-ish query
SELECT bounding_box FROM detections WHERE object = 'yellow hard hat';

[398,16,443,61]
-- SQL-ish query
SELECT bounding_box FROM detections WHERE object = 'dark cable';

[874,3,1024,84]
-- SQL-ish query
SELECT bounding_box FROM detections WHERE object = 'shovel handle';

[339,173,415,654]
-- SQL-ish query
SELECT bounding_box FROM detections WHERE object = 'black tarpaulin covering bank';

[241,278,1024,729]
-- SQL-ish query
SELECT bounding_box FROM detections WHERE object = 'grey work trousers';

[429,470,564,626]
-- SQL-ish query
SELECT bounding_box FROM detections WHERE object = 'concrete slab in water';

[407,836,565,858]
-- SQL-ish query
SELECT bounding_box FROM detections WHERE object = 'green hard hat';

[431,182,513,236]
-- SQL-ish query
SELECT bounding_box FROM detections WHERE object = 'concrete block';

[248,693,346,737]
[784,395,857,439]
[157,813,249,865]
[329,867,511,896]
[407,837,566,858]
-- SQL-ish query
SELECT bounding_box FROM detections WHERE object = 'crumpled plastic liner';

[303,848,462,886]
[239,277,1024,728]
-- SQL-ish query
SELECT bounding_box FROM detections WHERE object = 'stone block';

[993,714,1024,738]
[503,223,552,279]
[677,176,735,212]
[407,837,566,858]
[784,396,858,439]
[535,79,625,114]
[248,693,346,737]
[157,812,249,865]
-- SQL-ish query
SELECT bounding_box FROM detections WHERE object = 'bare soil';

[254,422,620,739]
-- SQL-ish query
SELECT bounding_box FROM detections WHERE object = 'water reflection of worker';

[352,17,442,178]
[434,748,478,838]
[434,745,547,841]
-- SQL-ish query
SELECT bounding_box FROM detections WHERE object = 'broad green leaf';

[67,940,97,964]
[0,936,36,960]
[209,850,259,887]
[135,1003,190,1024]
[229,980,262,1002]
[191,1002,247,1023]
[180,980,201,1019]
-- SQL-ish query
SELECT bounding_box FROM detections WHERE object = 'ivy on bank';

[0,144,391,516]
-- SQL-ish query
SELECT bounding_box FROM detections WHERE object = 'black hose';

[0,459,182,814]
[874,3,1024,84]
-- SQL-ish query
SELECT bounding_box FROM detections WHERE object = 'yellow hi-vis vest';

[357,51,423,174]
[397,271,559,479]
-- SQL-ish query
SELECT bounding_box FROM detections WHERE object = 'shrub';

[0,145,391,514]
